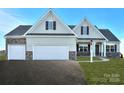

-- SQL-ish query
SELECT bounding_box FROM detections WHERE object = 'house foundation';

[26,51,33,60]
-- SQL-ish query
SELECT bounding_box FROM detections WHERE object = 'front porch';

[76,41,120,57]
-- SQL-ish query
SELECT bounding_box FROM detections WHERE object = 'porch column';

[103,42,106,57]
[101,43,104,56]
[117,43,120,52]
[92,42,96,57]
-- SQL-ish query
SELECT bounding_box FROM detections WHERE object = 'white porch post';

[103,42,106,57]
[90,44,93,62]
[117,43,120,52]
[93,42,96,57]
[101,43,104,56]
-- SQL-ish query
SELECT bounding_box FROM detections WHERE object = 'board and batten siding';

[73,20,105,39]
[30,11,73,34]
[26,37,76,51]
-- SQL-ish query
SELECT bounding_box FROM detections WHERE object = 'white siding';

[73,19,105,38]
[106,41,120,52]
[29,11,73,34]
[26,37,76,51]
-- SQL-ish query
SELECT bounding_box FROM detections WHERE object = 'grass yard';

[77,56,101,61]
[79,58,124,84]
[0,54,6,61]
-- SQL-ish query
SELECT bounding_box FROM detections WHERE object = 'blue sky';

[0,8,124,53]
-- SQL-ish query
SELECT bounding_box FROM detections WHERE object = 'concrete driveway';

[0,61,86,85]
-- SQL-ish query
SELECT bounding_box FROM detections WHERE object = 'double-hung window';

[106,45,117,53]
[81,26,89,35]
[79,44,88,52]
[48,21,53,30]
[46,21,56,30]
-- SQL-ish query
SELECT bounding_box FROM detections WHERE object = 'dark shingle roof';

[99,29,120,42]
[5,25,32,36]
[5,25,120,42]
[5,25,75,36]
[68,25,76,29]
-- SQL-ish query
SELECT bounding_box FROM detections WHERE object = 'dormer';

[73,17,106,39]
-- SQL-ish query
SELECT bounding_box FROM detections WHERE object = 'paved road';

[0,61,86,85]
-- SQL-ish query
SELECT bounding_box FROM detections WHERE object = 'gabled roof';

[68,25,76,29]
[99,29,120,42]
[73,18,109,41]
[5,25,32,36]
[24,9,76,36]
[4,25,120,42]
[5,25,75,36]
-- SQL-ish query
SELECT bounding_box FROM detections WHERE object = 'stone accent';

[69,51,76,60]
[26,51,33,60]
[77,52,90,56]
[26,51,76,60]
[6,38,26,44]
[106,52,120,58]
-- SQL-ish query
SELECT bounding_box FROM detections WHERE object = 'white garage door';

[33,46,69,60]
[8,45,25,60]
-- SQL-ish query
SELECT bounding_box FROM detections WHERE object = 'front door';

[95,45,99,56]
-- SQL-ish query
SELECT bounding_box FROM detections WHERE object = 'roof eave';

[4,35,26,38]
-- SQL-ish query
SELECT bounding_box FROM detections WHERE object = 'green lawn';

[77,56,101,61]
[0,55,6,61]
[79,58,124,84]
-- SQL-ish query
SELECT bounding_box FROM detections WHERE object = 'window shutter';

[115,45,117,52]
[46,21,48,30]
[81,26,83,35]
[77,44,79,52]
[87,26,89,35]
[88,44,90,52]
[53,21,56,30]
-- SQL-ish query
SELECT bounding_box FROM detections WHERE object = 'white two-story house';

[4,9,120,60]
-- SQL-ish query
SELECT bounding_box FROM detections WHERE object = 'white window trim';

[79,44,88,52]
[106,45,116,53]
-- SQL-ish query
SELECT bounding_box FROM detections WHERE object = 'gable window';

[81,26,89,35]
[48,21,53,30]
[106,45,117,53]
[46,21,56,30]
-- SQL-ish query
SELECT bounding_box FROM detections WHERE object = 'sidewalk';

[77,57,110,62]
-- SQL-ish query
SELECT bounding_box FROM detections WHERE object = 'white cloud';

[0,10,25,34]
[0,10,26,50]
[120,38,124,54]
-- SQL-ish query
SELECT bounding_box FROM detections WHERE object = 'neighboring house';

[4,9,120,60]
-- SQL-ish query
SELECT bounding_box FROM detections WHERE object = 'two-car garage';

[33,46,69,60]
[8,45,69,60]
